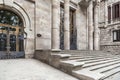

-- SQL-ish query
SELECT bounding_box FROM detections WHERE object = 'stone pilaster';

[94,1,100,50]
[64,0,70,50]
[104,0,108,27]
[52,0,60,50]
[110,4,113,23]
[88,0,94,50]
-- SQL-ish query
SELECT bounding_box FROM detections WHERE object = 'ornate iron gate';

[0,10,25,59]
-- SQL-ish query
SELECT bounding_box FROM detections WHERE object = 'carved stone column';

[52,0,60,50]
[64,0,70,50]
[88,0,94,50]
[94,1,100,50]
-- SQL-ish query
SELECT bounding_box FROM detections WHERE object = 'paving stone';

[0,59,79,80]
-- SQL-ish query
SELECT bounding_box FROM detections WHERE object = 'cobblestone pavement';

[0,59,78,80]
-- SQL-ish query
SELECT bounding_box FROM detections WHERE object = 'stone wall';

[99,1,105,23]
[100,45,120,54]
[99,0,120,53]
[107,0,120,5]
[34,50,51,63]
[34,50,62,68]
[35,0,51,50]
[76,5,88,50]
[15,0,35,58]
[99,0,120,23]
[100,24,120,53]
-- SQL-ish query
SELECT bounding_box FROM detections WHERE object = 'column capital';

[88,0,94,7]
[94,0,100,6]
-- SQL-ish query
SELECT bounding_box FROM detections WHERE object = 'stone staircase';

[35,50,120,80]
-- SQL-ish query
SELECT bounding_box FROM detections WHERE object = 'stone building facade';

[99,0,120,53]
[0,0,119,58]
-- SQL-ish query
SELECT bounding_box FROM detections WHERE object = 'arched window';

[0,9,23,26]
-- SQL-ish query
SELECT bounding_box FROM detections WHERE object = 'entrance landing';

[0,59,78,80]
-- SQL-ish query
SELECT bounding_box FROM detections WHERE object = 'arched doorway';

[0,9,25,59]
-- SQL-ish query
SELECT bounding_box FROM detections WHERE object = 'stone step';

[68,51,111,55]
[49,53,71,68]
[83,58,120,68]
[69,56,117,61]
[69,54,116,60]
[60,60,84,74]
[70,53,110,55]
[100,67,120,80]
[72,70,104,80]
[63,50,107,53]
[51,53,71,59]
[82,57,119,64]
[69,56,95,59]
[62,57,119,64]
[72,61,120,80]
[70,55,112,59]
[71,53,113,56]
[69,56,107,60]
[69,56,112,62]
[94,63,120,73]
[85,60,120,71]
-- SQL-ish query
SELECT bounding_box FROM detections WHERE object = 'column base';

[51,49,61,52]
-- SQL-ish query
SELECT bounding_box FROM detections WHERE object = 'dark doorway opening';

[70,9,77,50]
